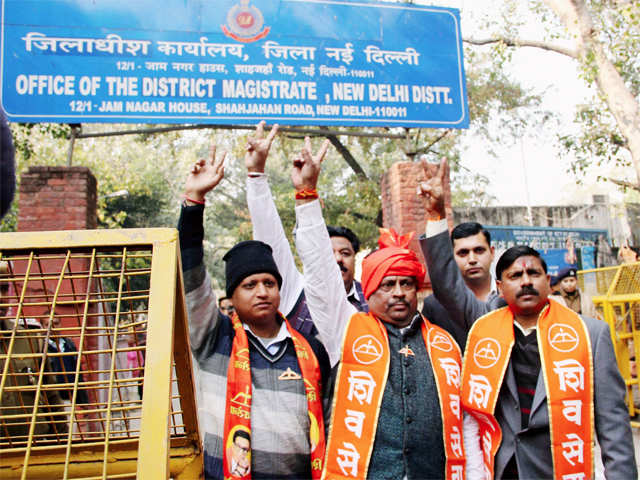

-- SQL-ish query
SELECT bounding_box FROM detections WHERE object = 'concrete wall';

[453,202,640,246]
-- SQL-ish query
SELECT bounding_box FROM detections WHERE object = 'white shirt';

[514,320,537,337]
[246,174,304,316]
[294,199,357,367]
[245,320,291,355]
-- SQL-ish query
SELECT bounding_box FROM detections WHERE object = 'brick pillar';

[17,166,97,232]
[16,167,98,317]
[380,161,453,288]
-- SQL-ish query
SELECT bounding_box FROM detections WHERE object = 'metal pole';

[66,125,79,166]
[75,123,408,140]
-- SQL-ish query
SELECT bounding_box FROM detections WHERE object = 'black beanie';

[223,240,282,297]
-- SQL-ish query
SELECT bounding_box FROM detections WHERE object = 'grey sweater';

[178,204,330,480]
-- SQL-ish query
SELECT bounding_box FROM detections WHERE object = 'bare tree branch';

[606,177,640,192]
[316,128,369,179]
[464,37,578,59]
[404,130,451,158]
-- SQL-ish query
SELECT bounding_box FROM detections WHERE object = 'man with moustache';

[290,138,482,479]
[245,122,367,337]
[461,246,636,479]
[418,160,636,479]
[178,145,330,479]
[217,296,235,318]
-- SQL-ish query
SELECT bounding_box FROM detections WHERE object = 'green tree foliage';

[4,122,190,232]
[463,0,640,189]
[555,0,639,185]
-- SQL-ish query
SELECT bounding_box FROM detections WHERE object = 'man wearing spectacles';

[228,429,250,477]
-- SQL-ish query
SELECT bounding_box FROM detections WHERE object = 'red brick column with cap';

[380,161,453,288]
[18,166,97,231]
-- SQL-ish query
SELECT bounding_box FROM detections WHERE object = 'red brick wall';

[380,161,453,288]
[17,166,97,232]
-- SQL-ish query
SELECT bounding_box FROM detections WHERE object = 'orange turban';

[361,228,426,299]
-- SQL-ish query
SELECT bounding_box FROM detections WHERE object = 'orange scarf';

[461,302,594,480]
[323,312,465,480]
[223,313,326,479]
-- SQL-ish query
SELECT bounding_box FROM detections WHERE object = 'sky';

[461,46,595,206]
[421,0,634,207]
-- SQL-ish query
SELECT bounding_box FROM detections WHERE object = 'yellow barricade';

[0,229,202,479]
[579,262,640,429]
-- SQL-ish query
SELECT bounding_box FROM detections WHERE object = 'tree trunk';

[544,0,640,187]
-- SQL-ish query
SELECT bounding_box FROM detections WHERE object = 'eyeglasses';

[377,278,416,292]
[233,441,250,454]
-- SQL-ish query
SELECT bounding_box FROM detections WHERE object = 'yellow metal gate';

[579,262,640,428]
[0,228,202,479]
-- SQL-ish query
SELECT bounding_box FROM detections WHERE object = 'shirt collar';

[244,318,291,350]
[513,320,536,337]
[385,312,422,338]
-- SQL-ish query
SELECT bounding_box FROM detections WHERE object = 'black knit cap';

[222,240,282,297]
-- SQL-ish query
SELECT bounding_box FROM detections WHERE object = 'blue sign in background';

[1,0,469,127]
[486,226,608,273]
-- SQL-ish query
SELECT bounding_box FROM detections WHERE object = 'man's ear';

[489,245,495,259]
[496,279,504,298]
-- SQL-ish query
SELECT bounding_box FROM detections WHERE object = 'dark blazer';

[47,336,89,404]
[494,314,636,479]
[420,230,637,479]
[287,280,367,337]
[420,230,505,350]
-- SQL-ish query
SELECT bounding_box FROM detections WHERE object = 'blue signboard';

[539,248,576,278]
[486,226,608,273]
[0,0,468,127]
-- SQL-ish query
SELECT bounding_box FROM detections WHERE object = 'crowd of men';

[178,122,636,479]
[0,110,637,479]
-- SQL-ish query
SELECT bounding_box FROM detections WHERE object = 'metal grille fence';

[579,262,640,429]
[0,229,202,479]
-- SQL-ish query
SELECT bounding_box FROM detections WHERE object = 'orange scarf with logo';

[322,312,465,480]
[223,313,326,479]
[461,302,593,480]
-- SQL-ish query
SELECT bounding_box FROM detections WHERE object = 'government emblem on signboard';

[222,0,270,43]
